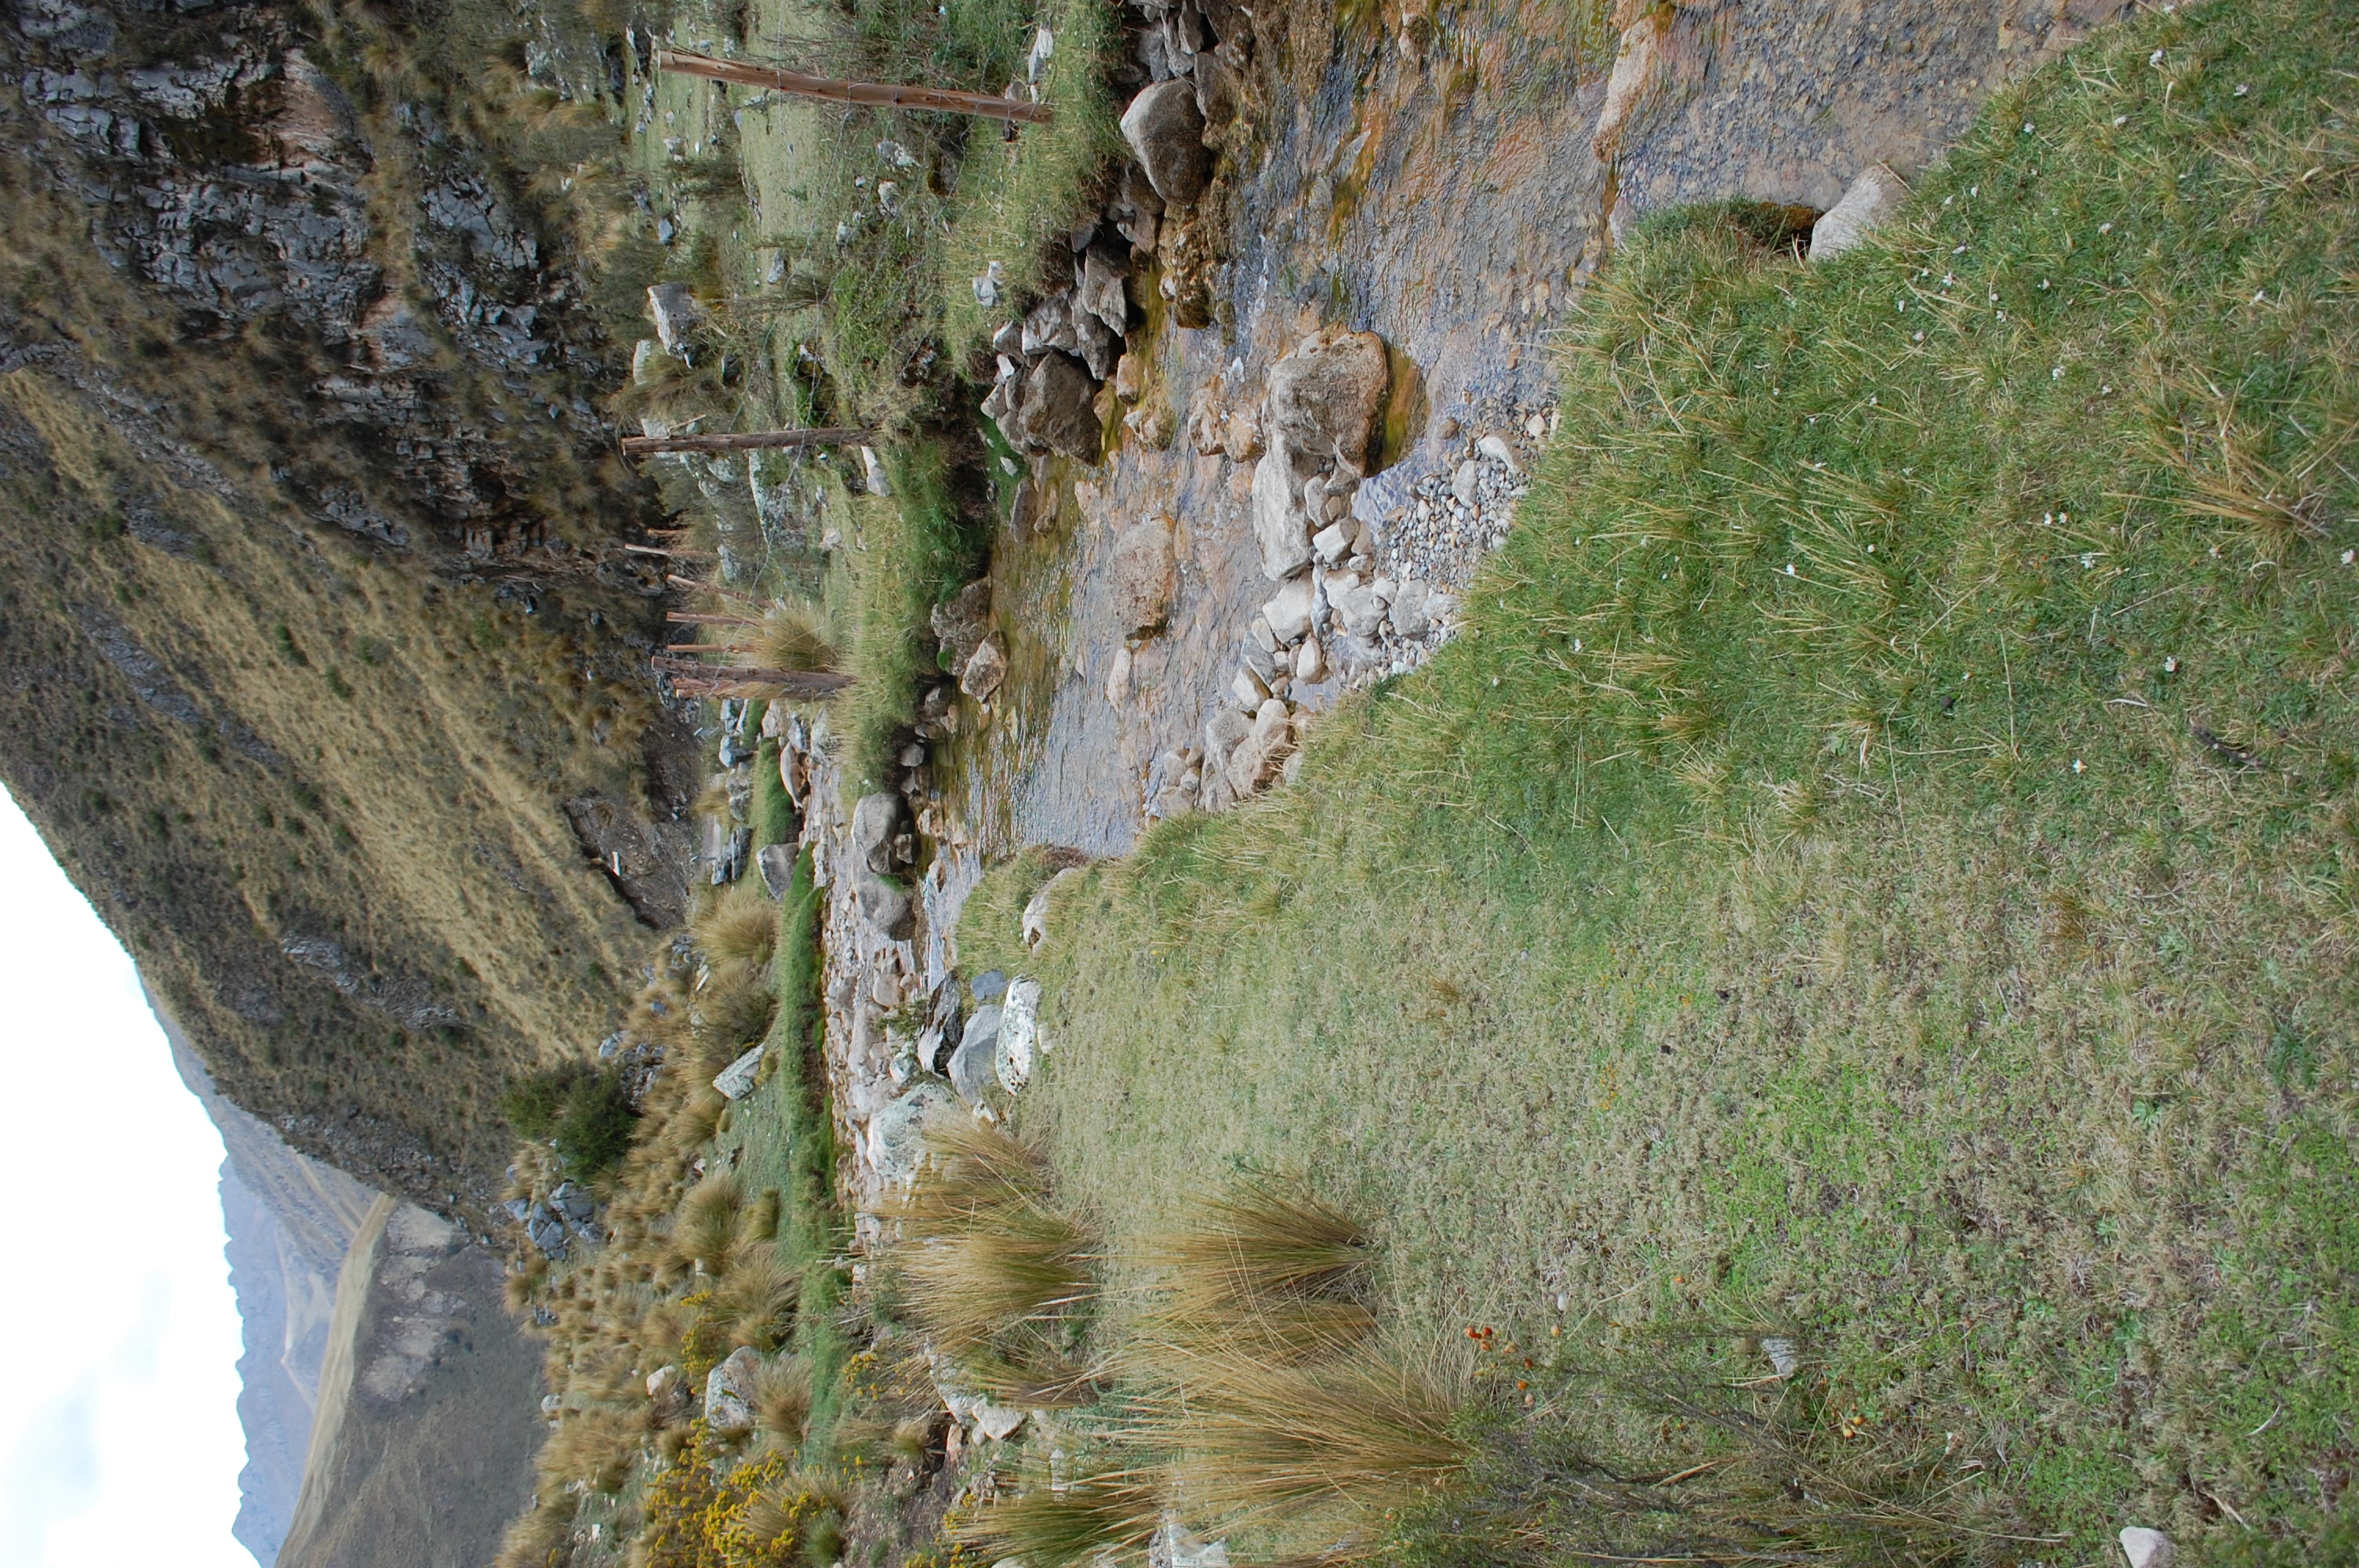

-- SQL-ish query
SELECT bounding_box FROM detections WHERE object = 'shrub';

[500,1062,638,1180]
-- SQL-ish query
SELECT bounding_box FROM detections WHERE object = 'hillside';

[0,0,697,1203]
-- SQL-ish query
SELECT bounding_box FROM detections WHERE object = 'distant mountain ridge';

[158,983,378,1566]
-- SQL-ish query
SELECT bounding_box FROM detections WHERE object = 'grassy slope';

[963,1,2359,1555]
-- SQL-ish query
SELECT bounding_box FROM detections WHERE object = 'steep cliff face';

[1,0,693,1205]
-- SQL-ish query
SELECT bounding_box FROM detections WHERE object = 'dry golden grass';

[671,1172,747,1277]
[1154,1348,1465,1541]
[1134,1176,1375,1363]
[885,1116,1102,1403]
[494,1497,576,1568]
[947,1464,1164,1568]
[715,1244,802,1348]
[696,879,782,969]
[740,604,840,675]
[754,1355,816,1450]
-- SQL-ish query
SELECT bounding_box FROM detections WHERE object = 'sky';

[0,784,257,1568]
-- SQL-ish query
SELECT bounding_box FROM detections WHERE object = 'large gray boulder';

[1110,515,1178,637]
[646,281,706,358]
[1267,331,1390,467]
[1810,163,1908,260]
[712,1044,765,1102]
[756,843,798,898]
[1016,351,1102,459]
[703,1346,762,1434]
[948,1005,1002,1103]
[1251,436,1314,581]
[856,866,914,940]
[852,793,905,875]
[930,579,994,670]
[961,632,1009,702]
[870,1081,958,1185]
[1120,80,1211,205]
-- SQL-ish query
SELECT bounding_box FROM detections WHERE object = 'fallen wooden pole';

[667,670,854,699]
[660,642,750,654]
[622,426,872,456]
[623,543,717,561]
[666,574,761,605]
[665,612,761,626]
[656,48,1052,125]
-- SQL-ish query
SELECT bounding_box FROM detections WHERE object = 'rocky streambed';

[703,0,2146,1221]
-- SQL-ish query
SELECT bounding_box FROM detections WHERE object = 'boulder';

[1811,162,1908,260]
[1266,331,1390,467]
[646,281,705,358]
[1119,80,1211,205]
[916,981,964,1074]
[856,867,914,940]
[1386,579,1430,639]
[948,1005,1002,1103]
[1021,868,1084,950]
[1262,577,1316,644]
[1078,247,1129,336]
[1110,516,1179,637]
[1336,584,1389,638]
[970,969,1009,1003]
[1294,634,1326,683]
[756,843,798,898]
[961,632,1009,702]
[646,1364,683,1400]
[1020,292,1078,358]
[974,1403,1027,1442]
[1251,438,1314,581]
[1225,699,1295,796]
[1204,707,1252,771]
[931,579,994,670]
[712,1044,765,1101]
[1016,351,1102,459]
[703,1346,762,1434]
[2118,1530,2174,1568]
[852,793,907,875]
[870,1081,958,1185]
[996,977,1045,1091]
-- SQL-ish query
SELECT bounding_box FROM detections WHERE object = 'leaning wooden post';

[656,48,1052,125]
[620,426,874,457]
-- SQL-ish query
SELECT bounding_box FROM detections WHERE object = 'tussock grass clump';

[885,1116,1101,1403]
[696,879,783,971]
[743,604,839,677]
[947,1463,1164,1568]
[671,1172,747,1277]
[1157,1349,1466,1541]
[754,1354,816,1450]
[493,1497,576,1568]
[1136,1175,1375,1362]
[714,1244,803,1349]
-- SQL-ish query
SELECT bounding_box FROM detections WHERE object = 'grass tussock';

[753,1354,816,1450]
[885,1115,1100,1403]
[947,1462,1164,1568]
[696,879,784,971]
[1155,1348,1466,1542]
[1136,1175,1376,1362]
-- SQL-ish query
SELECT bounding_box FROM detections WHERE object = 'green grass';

[963,2,2359,1558]
[714,846,856,1450]
[825,437,989,793]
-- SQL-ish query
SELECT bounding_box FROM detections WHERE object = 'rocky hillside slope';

[0,0,694,1204]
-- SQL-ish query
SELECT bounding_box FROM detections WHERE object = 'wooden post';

[623,543,718,561]
[666,574,762,605]
[621,426,871,457]
[665,612,761,626]
[656,48,1052,125]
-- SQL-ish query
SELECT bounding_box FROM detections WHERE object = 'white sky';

[0,784,257,1568]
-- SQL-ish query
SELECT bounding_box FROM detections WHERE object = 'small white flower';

[2342,549,2355,566]
[2113,114,2128,127]
[2099,222,2114,234]
[2164,656,2179,673]
[2052,365,2066,379]
[1784,563,1797,576]
[2023,122,2036,135]
[2073,759,2085,774]
[1913,331,1925,342]
[2150,48,2166,66]
[2234,82,2250,96]
[2253,289,2268,303]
